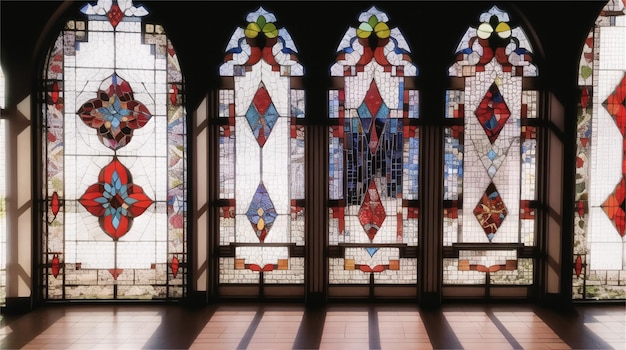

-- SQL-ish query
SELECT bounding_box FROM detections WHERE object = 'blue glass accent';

[485,115,498,130]
[358,103,373,125]
[365,247,379,257]
[245,101,279,144]
[246,183,278,232]
[375,103,390,123]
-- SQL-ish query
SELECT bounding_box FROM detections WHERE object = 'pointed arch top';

[331,6,418,77]
[449,5,537,77]
[220,7,303,77]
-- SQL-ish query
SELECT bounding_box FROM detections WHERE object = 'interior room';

[0,1,624,349]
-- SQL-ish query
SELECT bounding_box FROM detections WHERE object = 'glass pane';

[444,6,538,286]
[0,65,4,306]
[218,7,305,285]
[41,1,186,300]
[574,0,626,300]
[0,118,6,307]
[328,6,419,285]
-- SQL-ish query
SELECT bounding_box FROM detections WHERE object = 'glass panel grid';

[42,1,187,300]
[328,6,419,285]
[0,119,6,306]
[218,7,305,285]
[444,6,537,286]
[573,1,626,300]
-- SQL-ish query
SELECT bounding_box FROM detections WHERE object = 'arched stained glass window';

[218,7,305,286]
[328,7,419,287]
[41,0,187,300]
[574,0,626,300]
[444,6,537,291]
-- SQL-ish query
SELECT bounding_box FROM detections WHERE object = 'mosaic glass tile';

[329,6,418,285]
[444,6,537,286]
[219,7,305,284]
[41,0,187,299]
[574,0,626,299]
[473,182,508,242]
[475,83,511,144]
[0,119,5,306]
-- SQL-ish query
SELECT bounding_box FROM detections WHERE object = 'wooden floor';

[0,302,624,349]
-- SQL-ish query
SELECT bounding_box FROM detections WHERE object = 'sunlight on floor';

[21,310,162,350]
[190,310,257,350]
[584,313,626,350]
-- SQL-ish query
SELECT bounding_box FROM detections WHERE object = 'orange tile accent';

[278,259,289,270]
[505,259,518,270]
[235,258,245,270]
[459,260,470,271]
[344,259,355,270]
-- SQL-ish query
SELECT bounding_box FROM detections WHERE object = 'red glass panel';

[51,82,59,104]
[603,74,626,136]
[575,255,583,278]
[473,182,508,241]
[170,84,178,106]
[601,179,625,236]
[79,157,153,240]
[107,4,123,28]
[475,83,511,144]
[171,256,179,278]
[51,254,61,278]
[50,191,60,222]
[581,86,589,109]
[108,268,123,280]
[358,180,387,241]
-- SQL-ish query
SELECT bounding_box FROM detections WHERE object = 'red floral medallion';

[77,74,152,151]
[79,157,153,240]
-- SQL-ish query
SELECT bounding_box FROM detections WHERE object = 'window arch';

[327,6,419,291]
[443,6,538,296]
[217,7,306,290]
[573,0,626,300]
[41,0,187,300]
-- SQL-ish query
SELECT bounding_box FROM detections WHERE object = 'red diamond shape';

[602,74,626,137]
[107,4,124,28]
[246,86,279,147]
[252,86,272,116]
[602,178,625,237]
[358,81,389,154]
[475,83,511,144]
[364,81,384,118]
[358,180,386,241]
[473,182,508,241]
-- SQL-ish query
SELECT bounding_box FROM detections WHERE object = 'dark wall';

[1,1,606,116]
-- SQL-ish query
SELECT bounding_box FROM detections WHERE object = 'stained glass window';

[0,118,4,308]
[328,7,419,285]
[443,6,537,287]
[0,63,5,305]
[41,0,187,300]
[574,0,626,300]
[218,7,305,285]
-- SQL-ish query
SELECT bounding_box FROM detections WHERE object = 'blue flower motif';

[98,95,131,130]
